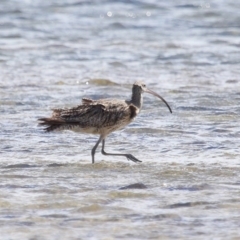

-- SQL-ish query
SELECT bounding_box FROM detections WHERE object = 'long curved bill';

[145,88,172,113]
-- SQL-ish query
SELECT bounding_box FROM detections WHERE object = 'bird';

[38,81,172,163]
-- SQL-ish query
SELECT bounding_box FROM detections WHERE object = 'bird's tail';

[38,118,65,132]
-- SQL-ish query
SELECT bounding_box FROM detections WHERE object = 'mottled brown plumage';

[39,81,172,163]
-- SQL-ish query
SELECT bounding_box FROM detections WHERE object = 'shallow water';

[1,0,240,239]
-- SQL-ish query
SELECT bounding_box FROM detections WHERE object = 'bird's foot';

[126,154,142,163]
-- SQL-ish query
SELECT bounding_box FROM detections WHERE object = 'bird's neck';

[131,92,143,110]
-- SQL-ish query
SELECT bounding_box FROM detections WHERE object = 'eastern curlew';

[38,81,172,163]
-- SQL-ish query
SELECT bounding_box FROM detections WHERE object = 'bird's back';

[39,98,138,135]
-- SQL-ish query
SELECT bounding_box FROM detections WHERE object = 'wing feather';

[55,101,131,128]
[39,99,138,132]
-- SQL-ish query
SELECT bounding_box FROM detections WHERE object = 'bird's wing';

[54,101,134,128]
[82,98,94,104]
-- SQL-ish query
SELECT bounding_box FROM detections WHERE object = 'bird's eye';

[142,84,146,87]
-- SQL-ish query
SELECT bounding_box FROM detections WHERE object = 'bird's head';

[133,81,172,113]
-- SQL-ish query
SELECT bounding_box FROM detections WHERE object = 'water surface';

[0,0,240,239]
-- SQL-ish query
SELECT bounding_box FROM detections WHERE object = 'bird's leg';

[101,139,142,163]
[91,135,103,164]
